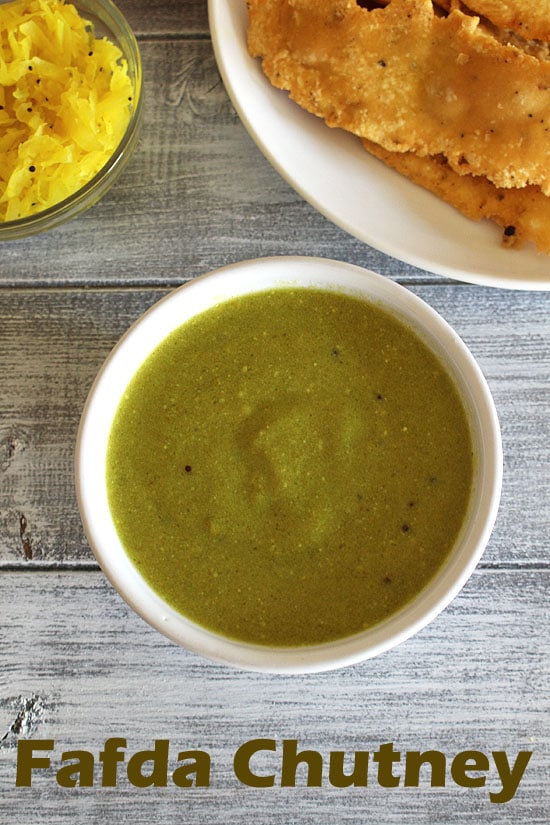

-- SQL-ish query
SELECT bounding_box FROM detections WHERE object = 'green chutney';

[106,288,474,646]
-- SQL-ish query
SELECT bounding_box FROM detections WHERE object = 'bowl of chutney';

[75,256,502,673]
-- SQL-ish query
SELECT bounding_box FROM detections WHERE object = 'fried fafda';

[435,0,550,42]
[247,0,550,195]
[363,139,550,254]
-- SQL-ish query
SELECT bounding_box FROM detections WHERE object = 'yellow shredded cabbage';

[0,0,134,221]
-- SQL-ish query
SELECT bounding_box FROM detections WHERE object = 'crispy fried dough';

[480,25,550,63]
[247,0,550,194]
[435,0,550,42]
[363,139,550,253]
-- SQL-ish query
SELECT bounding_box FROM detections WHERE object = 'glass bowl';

[0,0,143,240]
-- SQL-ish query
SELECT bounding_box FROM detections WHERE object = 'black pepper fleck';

[185,465,192,473]
[504,225,516,237]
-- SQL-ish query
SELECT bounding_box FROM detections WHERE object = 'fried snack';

[435,2,550,62]
[477,23,550,63]
[362,139,550,253]
[247,0,550,195]
[435,0,550,42]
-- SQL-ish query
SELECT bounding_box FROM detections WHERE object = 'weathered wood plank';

[0,568,547,823]
[0,38,431,287]
[0,286,548,567]
[123,0,210,36]
[0,3,547,824]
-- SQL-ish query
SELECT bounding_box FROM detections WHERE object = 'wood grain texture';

[121,0,210,37]
[0,569,547,824]
[1,286,548,567]
[0,37,432,286]
[0,2,548,823]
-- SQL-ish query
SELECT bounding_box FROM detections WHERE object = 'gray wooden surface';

[1,2,548,823]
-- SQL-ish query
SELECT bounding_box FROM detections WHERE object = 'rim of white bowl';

[75,256,503,673]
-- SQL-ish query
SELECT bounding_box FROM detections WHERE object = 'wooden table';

[1,2,548,822]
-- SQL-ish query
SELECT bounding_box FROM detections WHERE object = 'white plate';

[208,0,550,290]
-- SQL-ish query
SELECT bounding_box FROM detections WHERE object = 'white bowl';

[75,257,502,673]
